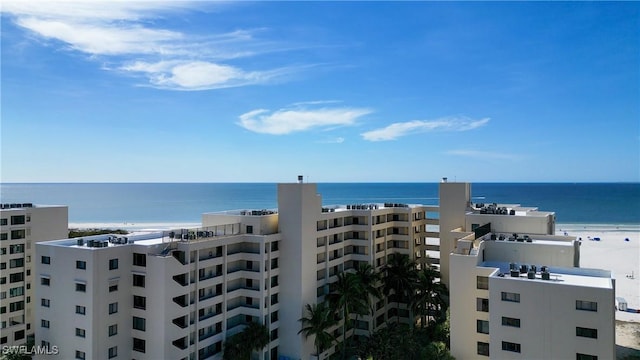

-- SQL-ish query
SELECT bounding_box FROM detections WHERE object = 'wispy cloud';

[3,1,301,90]
[446,149,521,160]
[316,137,346,144]
[361,116,489,141]
[238,104,372,135]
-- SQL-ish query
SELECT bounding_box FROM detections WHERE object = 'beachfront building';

[34,180,439,360]
[442,182,615,360]
[0,203,68,347]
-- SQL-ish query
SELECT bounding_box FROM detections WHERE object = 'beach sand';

[557,224,640,358]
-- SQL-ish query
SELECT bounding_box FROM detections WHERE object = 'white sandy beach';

[556,224,640,358]
[556,224,640,321]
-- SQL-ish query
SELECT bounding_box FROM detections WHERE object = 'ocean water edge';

[1,182,639,226]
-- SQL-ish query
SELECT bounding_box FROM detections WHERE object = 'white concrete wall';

[438,182,471,287]
[449,250,496,360]
[466,212,553,236]
[1,205,68,348]
[277,183,320,359]
[489,275,615,359]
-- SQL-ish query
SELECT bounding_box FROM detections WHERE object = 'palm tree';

[223,321,270,360]
[299,302,338,358]
[382,254,418,325]
[413,266,448,328]
[327,272,368,359]
[354,263,381,333]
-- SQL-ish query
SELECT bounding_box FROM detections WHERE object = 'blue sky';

[1,1,638,183]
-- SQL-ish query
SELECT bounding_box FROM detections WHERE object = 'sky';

[1,1,639,183]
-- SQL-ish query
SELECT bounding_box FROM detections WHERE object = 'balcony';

[173,273,189,286]
[172,336,188,350]
[173,295,188,308]
[172,251,187,265]
[172,315,188,329]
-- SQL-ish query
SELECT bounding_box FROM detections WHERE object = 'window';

[75,350,86,360]
[271,293,278,305]
[75,328,86,338]
[576,300,598,312]
[10,230,25,240]
[271,311,279,323]
[108,258,118,270]
[133,316,146,331]
[133,253,146,267]
[10,301,24,312]
[476,276,489,290]
[108,346,117,359]
[576,327,598,339]
[76,261,86,270]
[502,341,521,353]
[76,305,86,315]
[41,319,50,328]
[9,258,24,268]
[271,275,278,287]
[133,274,145,287]
[9,273,24,283]
[0,307,4,314]
[501,291,520,303]
[41,277,50,286]
[0,219,6,226]
[133,337,146,353]
[76,283,86,292]
[271,258,278,270]
[502,316,521,328]
[108,324,117,336]
[133,295,146,309]
[0,233,7,241]
[109,302,118,314]
[476,320,489,334]
[11,215,25,225]
[41,298,50,307]
[109,284,118,292]
[9,286,24,297]
[477,342,490,356]
[576,353,598,360]
[246,225,253,234]
[14,330,24,341]
[271,241,279,251]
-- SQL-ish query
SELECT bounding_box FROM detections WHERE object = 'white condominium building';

[442,182,614,360]
[0,203,68,347]
[35,181,440,360]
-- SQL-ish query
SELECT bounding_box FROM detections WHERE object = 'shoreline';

[69,222,201,231]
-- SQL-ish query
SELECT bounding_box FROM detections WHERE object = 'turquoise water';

[0,183,638,225]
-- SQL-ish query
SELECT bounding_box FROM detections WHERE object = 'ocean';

[0,183,638,226]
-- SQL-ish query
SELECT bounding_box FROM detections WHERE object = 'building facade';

[443,182,615,360]
[0,203,68,347]
[34,182,440,360]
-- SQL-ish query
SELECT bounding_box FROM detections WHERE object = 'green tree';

[355,263,381,319]
[382,254,418,325]
[299,302,338,358]
[413,265,448,328]
[223,321,269,360]
[327,272,368,359]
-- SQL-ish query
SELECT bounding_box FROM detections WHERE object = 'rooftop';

[482,261,613,289]
[468,202,554,217]
[38,224,244,249]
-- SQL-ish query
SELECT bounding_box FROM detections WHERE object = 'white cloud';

[361,116,489,141]
[446,149,521,160]
[238,105,372,135]
[3,1,299,90]
[316,137,346,144]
